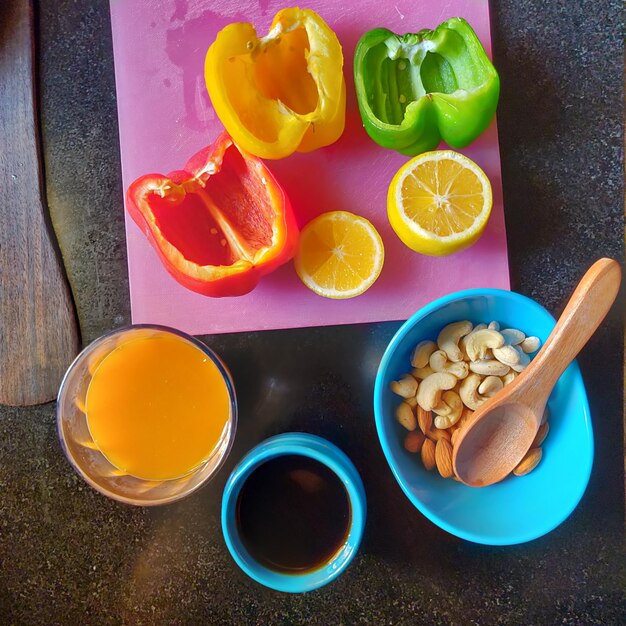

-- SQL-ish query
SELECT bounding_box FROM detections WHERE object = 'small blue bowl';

[221,433,366,592]
[374,288,593,546]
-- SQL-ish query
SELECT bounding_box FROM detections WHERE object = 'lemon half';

[295,211,384,299]
[387,150,493,256]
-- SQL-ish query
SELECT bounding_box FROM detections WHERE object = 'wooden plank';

[0,0,80,405]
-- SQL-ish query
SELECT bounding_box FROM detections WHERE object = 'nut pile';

[391,320,548,481]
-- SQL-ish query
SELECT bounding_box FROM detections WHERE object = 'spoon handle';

[530,258,621,391]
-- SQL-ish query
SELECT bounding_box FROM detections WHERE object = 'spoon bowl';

[453,402,536,487]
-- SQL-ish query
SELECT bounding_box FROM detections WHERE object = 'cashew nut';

[493,344,530,372]
[434,414,455,431]
[444,361,469,379]
[493,344,520,365]
[405,396,418,409]
[511,355,530,372]
[429,350,448,372]
[411,340,437,369]
[433,391,463,429]
[429,350,469,379]
[488,320,500,330]
[500,328,525,345]
[501,371,518,386]
[469,359,510,376]
[432,399,452,416]
[465,329,505,361]
[478,375,504,397]
[459,323,487,360]
[451,408,473,446]
[459,373,487,411]
[412,365,434,380]
[390,374,418,398]
[416,372,457,411]
[437,321,473,363]
[521,336,541,353]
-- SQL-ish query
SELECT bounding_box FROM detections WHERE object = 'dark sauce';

[236,455,351,573]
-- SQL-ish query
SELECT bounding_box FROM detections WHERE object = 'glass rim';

[56,323,238,506]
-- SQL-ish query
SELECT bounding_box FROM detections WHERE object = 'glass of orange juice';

[57,325,237,505]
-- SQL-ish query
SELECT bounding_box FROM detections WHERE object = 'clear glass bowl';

[57,325,237,506]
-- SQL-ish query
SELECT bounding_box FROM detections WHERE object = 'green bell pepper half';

[353,17,500,156]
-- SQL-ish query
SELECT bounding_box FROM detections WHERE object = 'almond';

[457,407,474,429]
[541,406,549,425]
[513,447,542,476]
[421,438,436,471]
[395,402,417,431]
[451,428,460,446]
[404,431,425,453]
[531,422,549,448]
[416,405,432,435]
[435,439,454,478]
[426,427,451,443]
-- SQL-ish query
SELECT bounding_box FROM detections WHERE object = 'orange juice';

[85,333,231,481]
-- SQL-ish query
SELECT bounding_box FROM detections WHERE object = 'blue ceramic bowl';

[222,433,366,592]
[374,288,593,545]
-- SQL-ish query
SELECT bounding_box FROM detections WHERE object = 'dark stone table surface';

[1,0,624,624]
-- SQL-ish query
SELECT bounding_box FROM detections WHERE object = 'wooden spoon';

[453,258,621,487]
[0,1,80,405]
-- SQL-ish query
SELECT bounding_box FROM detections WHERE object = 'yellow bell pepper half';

[205,7,346,160]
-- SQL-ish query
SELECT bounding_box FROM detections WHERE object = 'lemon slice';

[387,150,493,256]
[295,211,384,299]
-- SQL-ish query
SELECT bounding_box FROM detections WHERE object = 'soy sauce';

[236,455,351,573]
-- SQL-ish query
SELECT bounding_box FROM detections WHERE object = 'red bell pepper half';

[126,132,299,297]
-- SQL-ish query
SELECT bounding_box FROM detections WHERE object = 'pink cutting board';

[110,0,509,335]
